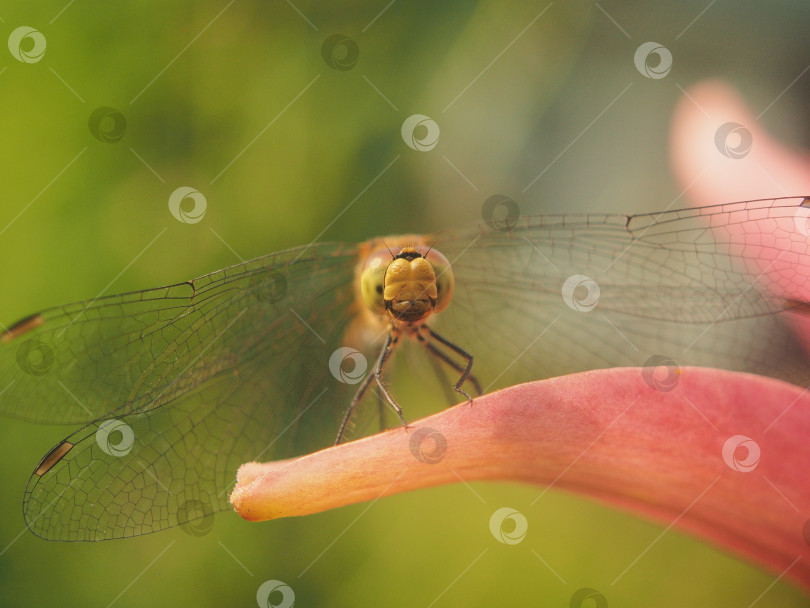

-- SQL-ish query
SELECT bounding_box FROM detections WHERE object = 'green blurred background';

[1,1,808,606]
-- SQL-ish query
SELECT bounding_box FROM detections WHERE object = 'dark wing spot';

[2,313,45,343]
[35,441,75,476]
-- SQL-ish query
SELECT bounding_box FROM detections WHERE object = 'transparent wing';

[4,243,371,540]
[11,195,810,541]
[1,244,358,423]
[430,196,810,389]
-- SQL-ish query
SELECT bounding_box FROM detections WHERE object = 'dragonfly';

[1,195,809,542]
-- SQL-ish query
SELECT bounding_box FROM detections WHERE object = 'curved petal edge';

[231,367,810,591]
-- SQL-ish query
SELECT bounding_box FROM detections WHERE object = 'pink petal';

[670,79,810,351]
[669,79,810,206]
[231,367,810,591]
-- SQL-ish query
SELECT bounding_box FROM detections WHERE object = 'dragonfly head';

[360,244,454,324]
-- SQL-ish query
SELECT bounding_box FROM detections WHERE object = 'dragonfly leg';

[335,367,375,444]
[335,326,404,445]
[423,342,458,406]
[417,330,482,400]
[375,390,386,433]
[420,325,480,403]
[372,327,407,428]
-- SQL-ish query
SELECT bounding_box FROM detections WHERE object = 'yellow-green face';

[360,245,455,324]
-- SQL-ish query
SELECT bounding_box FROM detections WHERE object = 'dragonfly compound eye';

[428,250,454,314]
[360,254,388,315]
